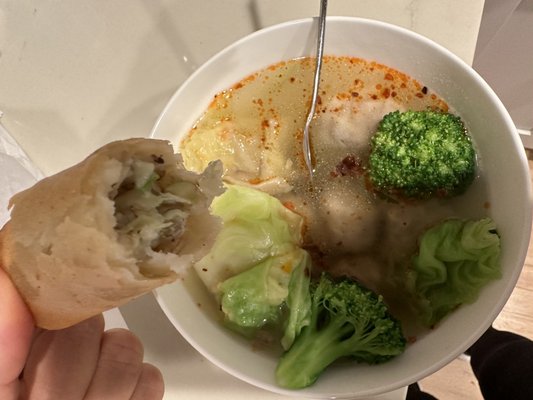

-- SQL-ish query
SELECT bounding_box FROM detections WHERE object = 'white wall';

[473,0,533,146]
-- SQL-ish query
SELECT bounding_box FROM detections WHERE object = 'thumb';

[0,266,35,400]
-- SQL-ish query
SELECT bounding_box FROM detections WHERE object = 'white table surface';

[0,1,485,399]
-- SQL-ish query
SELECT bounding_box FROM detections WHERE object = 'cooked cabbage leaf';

[408,218,501,327]
[194,184,312,342]
[219,249,310,336]
[194,184,304,294]
[281,251,312,350]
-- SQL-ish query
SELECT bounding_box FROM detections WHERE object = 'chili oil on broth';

[180,56,480,336]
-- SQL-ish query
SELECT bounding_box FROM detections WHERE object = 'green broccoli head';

[368,110,476,199]
[275,274,406,389]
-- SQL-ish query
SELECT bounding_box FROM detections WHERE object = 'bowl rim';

[151,16,533,399]
[152,15,475,139]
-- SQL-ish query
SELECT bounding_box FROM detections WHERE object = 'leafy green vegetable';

[131,160,158,190]
[276,274,406,389]
[194,184,304,294]
[369,110,476,199]
[219,249,310,335]
[407,218,501,327]
[281,251,312,350]
[193,184,311,340]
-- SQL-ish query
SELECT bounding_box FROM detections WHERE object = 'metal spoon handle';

[303,0,328,178]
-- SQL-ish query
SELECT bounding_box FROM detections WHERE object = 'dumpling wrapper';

[0,138,223,329]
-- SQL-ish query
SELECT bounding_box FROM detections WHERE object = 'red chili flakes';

[385,72,394,81]
[336,92,350,100]
[283,201,296,211]
[261,119,270,128]
[335,155,363,176]
[416,92,424,98]
[248,177,263,184]
[208,92,222,109]
[354,78,364,89]
[382,88,391,99]
[234,72,258,89]
[391,91,397,98]
[351,91,359,97]
[421,86,428,94]
[290,77,296,83]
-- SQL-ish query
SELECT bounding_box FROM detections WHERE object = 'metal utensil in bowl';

[303,0,328,179]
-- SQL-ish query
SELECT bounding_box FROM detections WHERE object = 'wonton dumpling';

[314,186,381,254]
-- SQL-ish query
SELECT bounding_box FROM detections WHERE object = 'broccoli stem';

[276,314,367,389]
[275,275,406,389]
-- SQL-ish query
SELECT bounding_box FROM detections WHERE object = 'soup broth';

[180,56,489,335]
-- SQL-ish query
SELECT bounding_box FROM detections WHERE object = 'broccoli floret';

[275,274,406,389]
[368,110,476,199]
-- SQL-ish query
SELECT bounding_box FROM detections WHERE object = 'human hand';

[0,267,164,400]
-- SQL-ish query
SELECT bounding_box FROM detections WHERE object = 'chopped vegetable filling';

[113,160,201,266]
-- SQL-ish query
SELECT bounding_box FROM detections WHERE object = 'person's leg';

[468,326,533,400]
[406,383,438,400]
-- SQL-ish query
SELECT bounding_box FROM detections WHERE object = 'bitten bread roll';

[0,138,223,329]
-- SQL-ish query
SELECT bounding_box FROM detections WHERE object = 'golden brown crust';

[0,138,210,329]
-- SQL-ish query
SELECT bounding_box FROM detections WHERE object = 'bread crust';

[0,138,216,329]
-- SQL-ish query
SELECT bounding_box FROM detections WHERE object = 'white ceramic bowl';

[151,17,532,399]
